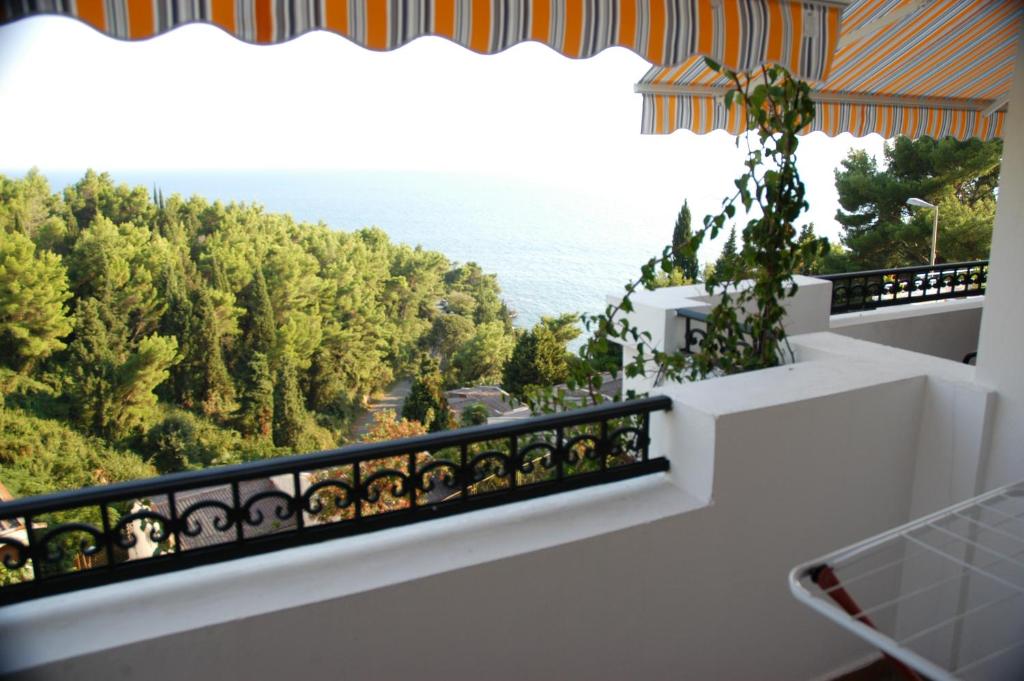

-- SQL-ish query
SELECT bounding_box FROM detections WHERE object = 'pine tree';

[715,227,742,278]
[503,330,541,400]
[402,358,452,432]
[239,268,275,357]
[238,269,277,434]
[239,352,274,439]
[533,324,570,385]
[834,136,1001,269]
[160,265,195,405]
[67,298,117,435]
[671,200,699,281]
[112,333,179,436]
[191,287,236,418]
[0,230,73,394]
[502,315,577,400]
[273,358,307,449]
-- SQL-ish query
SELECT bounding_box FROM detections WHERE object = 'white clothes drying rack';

[790,480,1024,681]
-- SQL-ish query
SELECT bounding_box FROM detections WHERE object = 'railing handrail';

[675,308,711,322]
[816,260,988,281]
[820,260,988,314]
[0,395,672,519]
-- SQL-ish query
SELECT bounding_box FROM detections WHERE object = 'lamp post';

[907,197,939,266]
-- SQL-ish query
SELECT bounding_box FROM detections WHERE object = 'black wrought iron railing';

[677,308,712,355]
[0,396,671,604]
[675,309,791,366]
[819,260,988,314]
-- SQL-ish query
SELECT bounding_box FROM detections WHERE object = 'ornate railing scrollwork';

[0,396,671,604]
[302,478,356,515]
[517,440,557,475]
[36,523,105,564]
[0,536,30,570]
[414,460,460,494]
[111,510,171,548]
[178,500,237,538]
[467,450,512,483]
[609,426,646,458]
[241,490,297,526]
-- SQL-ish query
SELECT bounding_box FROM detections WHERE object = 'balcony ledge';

[0,468,703,675]
[829,295,984,326]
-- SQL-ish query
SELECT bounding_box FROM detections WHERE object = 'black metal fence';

[0,396,671,604]
[678,308,712,354]
[819,260,988,314]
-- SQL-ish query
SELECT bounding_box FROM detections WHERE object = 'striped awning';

[0,0,842,77]
[637,0,1021,139]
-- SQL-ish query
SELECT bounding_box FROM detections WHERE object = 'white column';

[973,29,1024,489]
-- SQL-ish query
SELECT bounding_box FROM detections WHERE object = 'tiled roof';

[445,386,516,417]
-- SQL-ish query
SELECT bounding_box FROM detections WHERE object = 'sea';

[32,169,683,335]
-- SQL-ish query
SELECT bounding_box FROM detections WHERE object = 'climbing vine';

[529,60,828,412]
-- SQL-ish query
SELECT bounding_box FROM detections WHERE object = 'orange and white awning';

[0,0,843,76]
[638,0,1022,139]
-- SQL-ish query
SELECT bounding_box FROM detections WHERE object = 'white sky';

[0,15,887,247]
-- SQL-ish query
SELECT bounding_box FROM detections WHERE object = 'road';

[349,379,412,440]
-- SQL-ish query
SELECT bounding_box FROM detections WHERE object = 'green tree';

[67,298,178,439]
[238,351,275,438]
[0,230,73,394]
[159,262,196,405]
[110,334,179,437]
[502,314,579,399]
[834,136,1001,270]
[450,321,515,387]
[714,227,742,278]
[671,200,699,281]
[235,268,279,434]
[67,216,164,343]
[402,358,452,432]
[428,313,475,375]
[273,357,307,449]
[460,403,490,427]
[444,262,509,326]
[0,170,526,493]
[0,406,155,497]
[188,287,237,418]
[143,410,257,474]
[795,224,839,275]
[503,330,540,399]
[144,413,210,474]
[239,268,276,357]
[0,170,70,252]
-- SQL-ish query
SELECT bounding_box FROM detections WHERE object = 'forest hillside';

[0,170,520,495]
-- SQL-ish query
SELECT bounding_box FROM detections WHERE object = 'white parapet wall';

[830,297,983,363]
[0,329,997,681]
[613,276,833,397]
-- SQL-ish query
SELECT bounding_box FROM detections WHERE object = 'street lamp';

[907,197,939,266]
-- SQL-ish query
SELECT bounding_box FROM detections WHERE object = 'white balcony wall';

[975,29,1024,491]
[2,329,995,681]
[830,297,983,363]
[615,276,833,397]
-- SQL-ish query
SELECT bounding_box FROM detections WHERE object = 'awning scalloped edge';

[640,93,1005,140]
[0,0,841,77]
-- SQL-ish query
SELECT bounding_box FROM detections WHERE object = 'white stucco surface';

[1,329,996,681]
[975,30,1024,491]
[830,297,983,363]
[616,276,832,396]
[0,467,703,675]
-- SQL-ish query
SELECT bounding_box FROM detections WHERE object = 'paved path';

[349,379,412,440]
